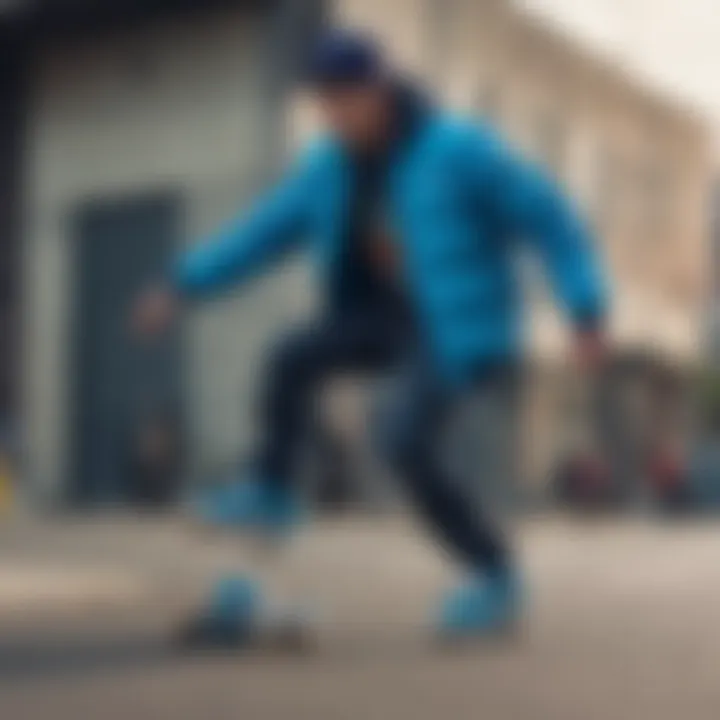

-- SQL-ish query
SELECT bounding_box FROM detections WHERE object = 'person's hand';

[573,328,608,374]
[131,285,180,339]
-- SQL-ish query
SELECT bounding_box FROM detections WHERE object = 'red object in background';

[648,450,684,493]
[576,456,612,500]
[556,453,613,507]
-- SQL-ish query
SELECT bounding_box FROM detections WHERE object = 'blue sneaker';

[177,575,262,649]
[438,568,523,640]
[192,478,303,537]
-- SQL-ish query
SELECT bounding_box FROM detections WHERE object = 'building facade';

[9,0,712,503]
[12,0,324,504]
[333,0,711,361]
[330,0,712,485]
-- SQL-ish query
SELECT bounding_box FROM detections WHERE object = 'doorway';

[71,193,184,506]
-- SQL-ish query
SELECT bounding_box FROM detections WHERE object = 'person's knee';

[267,328,325,389]
[375,410,427,475]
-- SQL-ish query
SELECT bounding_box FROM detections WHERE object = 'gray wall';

[22,6,314,503]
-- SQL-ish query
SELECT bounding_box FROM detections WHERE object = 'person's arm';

[173,149,319,299]
[458,124,609,363]
[132,147,321,337]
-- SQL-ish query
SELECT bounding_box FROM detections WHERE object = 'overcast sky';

[517,0,720,126]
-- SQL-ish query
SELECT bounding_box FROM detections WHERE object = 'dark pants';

[256,309,513,573]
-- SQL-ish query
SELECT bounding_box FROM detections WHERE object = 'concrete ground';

[1,513,720,719]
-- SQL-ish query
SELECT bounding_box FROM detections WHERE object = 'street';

[1,515,720,719]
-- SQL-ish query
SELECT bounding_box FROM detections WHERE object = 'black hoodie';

[329,83,429,319]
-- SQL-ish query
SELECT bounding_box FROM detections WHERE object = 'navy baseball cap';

[305,29,388,88]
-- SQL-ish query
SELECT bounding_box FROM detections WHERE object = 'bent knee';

[374,411,427,473]
[268,328,327,386]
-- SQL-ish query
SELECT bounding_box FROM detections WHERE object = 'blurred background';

[0,0,716,512]
[2,1,720,717]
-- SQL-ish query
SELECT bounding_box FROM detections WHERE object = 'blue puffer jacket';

[174,111,607,383]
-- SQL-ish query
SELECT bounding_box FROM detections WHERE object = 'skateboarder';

[134,30,608,643]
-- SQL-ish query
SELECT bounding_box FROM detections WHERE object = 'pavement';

[1,513,720,719]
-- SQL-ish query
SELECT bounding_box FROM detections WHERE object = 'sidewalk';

[3,511,720,621]
[0,513,450,618]
[0,564,146,614]
[4,513,720,720]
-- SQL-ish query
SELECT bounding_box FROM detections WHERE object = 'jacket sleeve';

[460,125,608,328]
[172,150,318,299]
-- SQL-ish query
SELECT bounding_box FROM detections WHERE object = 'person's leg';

[449,368,523,513]
[257,311,405,489]
[196,310,404,530]
[186,311,404,645]
[377,362,511,574]
[377,361,521,636]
